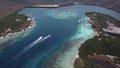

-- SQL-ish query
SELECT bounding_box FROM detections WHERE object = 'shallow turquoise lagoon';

[0,5,120,68]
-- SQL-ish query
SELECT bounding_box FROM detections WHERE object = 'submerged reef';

[47,10,78,19]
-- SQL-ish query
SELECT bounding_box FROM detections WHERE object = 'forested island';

[74,12,120,68]
[0,14,33,39]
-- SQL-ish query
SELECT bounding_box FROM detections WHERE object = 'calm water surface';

[0,5,120,68]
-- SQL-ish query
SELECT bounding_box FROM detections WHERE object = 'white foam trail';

[6,34,51,65]
[41,34,51,41]
[24,36,43,50]
[24,34,51,51]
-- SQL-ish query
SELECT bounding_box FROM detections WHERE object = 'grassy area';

[74,12,120,68]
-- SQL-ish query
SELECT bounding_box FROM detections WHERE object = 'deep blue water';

[0,5,120,68]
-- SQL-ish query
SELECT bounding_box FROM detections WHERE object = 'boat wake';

[4,34,51,67]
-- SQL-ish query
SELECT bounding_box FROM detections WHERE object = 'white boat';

[41,34,51,41]
[24,34,51,50]
[78,19,82,22]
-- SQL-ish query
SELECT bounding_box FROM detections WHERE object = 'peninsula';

[0,14,33,39]
[74,12,120,68]
[0,0,120,68]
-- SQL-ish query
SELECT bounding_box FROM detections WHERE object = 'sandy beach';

[53,16,94,68]
[70,16,94,68]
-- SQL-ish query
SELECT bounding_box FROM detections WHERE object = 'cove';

[0,5,120,68]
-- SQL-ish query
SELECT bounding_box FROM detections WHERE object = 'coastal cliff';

[74,12,120,68]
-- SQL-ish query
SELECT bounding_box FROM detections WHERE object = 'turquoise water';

[0,5,120,68]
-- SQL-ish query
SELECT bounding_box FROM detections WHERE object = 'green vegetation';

[86,12,120,31]
[74,12,120,68]
[0,14,31,37]
[74,58,84,68]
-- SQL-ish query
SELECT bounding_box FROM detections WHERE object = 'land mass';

[0,0,120,19]
[0,0,120,68]
[74,12,120,68]
[0,14,33,39]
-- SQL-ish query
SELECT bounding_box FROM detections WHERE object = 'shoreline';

[74,12,120,68]
[71,16,95,68]
[0,4,119,68]
[0,23,33,40]
[53,16,94,68]
[71,40,86,68]
[0,17,35,45]
[70,16,94,68]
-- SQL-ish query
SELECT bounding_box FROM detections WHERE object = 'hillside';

[0,0,120,19]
